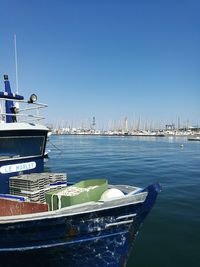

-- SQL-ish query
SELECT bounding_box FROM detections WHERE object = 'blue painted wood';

[0,157,44,194]
[0,184,160,267]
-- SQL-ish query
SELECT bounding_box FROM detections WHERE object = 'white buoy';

[100,188,124,201]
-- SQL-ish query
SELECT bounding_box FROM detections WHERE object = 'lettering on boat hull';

[0,161,36,174]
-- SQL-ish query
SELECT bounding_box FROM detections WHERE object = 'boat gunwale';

[0,190,147,224]
[0,122,49,131]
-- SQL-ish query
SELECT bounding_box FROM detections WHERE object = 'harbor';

[1,1,199,266]
[51,119,200,137]
[46,134,200,267]
[0,75,160,266]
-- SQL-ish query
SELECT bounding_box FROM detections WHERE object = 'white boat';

[188,136,200,141]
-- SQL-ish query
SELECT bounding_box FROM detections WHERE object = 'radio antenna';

[14,34,19,94]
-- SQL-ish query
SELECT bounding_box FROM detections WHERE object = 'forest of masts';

[49,116,198,134]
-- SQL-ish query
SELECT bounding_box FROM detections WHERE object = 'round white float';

[100,188,124,201]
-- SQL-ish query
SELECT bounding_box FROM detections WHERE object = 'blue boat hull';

[0,128,48,193]
[0,184,160,267]
[0,157,45,194]
[1,232,132,267]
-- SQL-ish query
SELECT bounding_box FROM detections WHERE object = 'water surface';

[46,135,200,267]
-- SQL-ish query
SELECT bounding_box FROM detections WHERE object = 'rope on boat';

[48,139,63,153]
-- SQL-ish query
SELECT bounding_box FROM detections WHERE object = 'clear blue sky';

[0,0,199,129]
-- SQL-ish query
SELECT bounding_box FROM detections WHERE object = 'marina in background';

[51,117,200,137]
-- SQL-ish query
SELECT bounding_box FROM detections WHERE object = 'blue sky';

[0,0,199,129]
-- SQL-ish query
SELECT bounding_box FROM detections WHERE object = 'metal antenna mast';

[14,34,19,94]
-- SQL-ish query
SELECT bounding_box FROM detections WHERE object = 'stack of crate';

[9,173,67,203]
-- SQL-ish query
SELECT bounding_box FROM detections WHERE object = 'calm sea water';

[46,135,200,267]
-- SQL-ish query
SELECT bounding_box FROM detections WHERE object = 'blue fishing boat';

[0,75,49,194]
[0,75,161,267]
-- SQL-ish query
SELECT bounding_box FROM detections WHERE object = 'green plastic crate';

[45,179,108,210]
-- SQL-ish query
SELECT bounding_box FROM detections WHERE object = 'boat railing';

[0,96,48,123]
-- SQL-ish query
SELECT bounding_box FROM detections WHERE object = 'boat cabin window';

[0,136,45,160]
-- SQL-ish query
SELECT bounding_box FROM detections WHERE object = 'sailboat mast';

[14,34,19,94]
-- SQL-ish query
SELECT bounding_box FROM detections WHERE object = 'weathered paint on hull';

[0,231,134,267]
[0,184,160,267]
[0,198,48,216]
